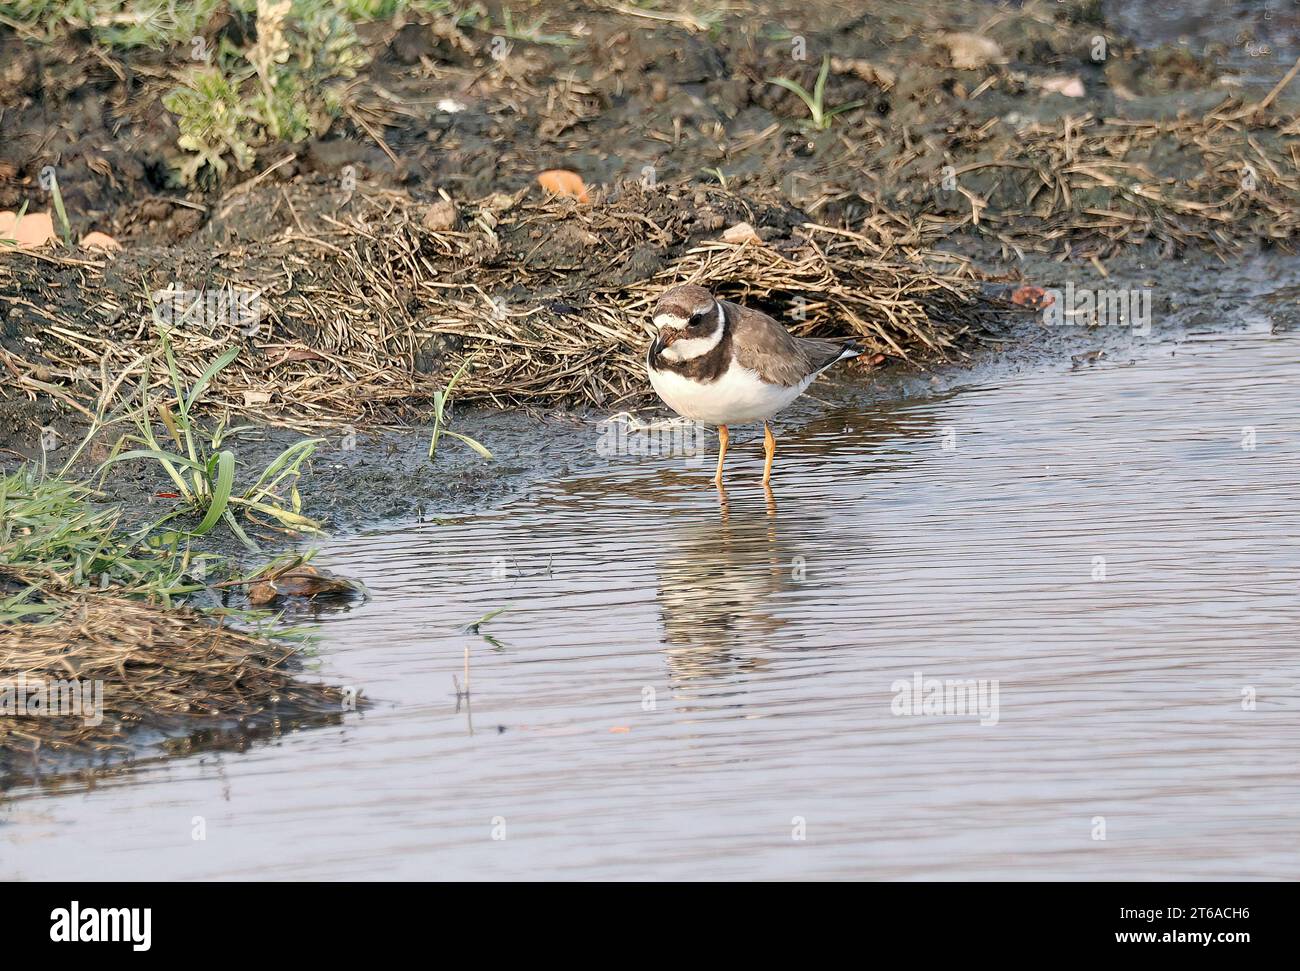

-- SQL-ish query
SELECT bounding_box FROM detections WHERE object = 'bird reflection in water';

[654,485,815,688]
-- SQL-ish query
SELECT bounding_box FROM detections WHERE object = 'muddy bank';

[58,249,1300,539]
[0,181,1008,443]
[1,1,1297,453]
[1,0,1296,551]
[2,1,1296,254]
[0,458,357,790]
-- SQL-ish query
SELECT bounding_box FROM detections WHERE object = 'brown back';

[728,301,844,386]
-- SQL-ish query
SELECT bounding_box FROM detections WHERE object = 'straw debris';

[0,590,346,785]
[0,182,1006,426]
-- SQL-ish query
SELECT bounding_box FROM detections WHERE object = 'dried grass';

[0,589,345,784]
[0,182,1006,426]
[0,58,1295,428]
[893,98,1300,259]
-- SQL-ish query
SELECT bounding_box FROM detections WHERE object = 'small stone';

[138,199,173,222]
[1040,75,1086,98]
[423,198,459,231]
[937,33,1006,71]
[830,57,896,90]
[721,221,762,244]
[79,231,121,251]
[389,23,432,65]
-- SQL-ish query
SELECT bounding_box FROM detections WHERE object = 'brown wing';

[727,302,858,386]
[726,301,816,387]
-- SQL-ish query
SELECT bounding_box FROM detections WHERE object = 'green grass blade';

[231,498,321,530]
[814,55,830,115]
[467,604,512,631]
[824,100,867,119]
[767,76,818,116]
[428,389,447,459]
[444,356,474,394]
[184,346,240,413]
[48,171,72,246]
[101,447,199,500]
[192,450,234,535]
[160,333,185,403]
[0,200,29,247]
[443,430,493,460]
[222,508,259,551]
[428,355,477,461]
[244,437,323,496]
[159,334,200,463]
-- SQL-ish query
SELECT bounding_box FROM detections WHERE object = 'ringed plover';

[646,284,861,485]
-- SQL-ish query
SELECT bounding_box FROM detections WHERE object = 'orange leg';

[762,422,776,485]
[712,424,729,487]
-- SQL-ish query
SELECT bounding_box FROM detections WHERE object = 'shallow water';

[4,321,1299,880]
[1106,0,1300,85]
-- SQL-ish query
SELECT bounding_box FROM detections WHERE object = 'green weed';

[428,355,493,462]
[767,55,865,130]
[100,328,324,550]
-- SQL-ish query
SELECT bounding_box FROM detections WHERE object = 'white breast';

[647,358,814,425]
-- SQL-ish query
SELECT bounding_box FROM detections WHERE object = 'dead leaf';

[282,347,326,362]
[1010,285,1054,309]
[937,33,1006,71]
[248,564,358,605]
[1040,75,1086,98]
[0,209,56,249]
[79,231,121,251]
[536,169,589,203]
[720,221,762,244]
[243,390,272,407]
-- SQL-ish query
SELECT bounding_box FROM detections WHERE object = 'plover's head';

[651,284,725,362]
